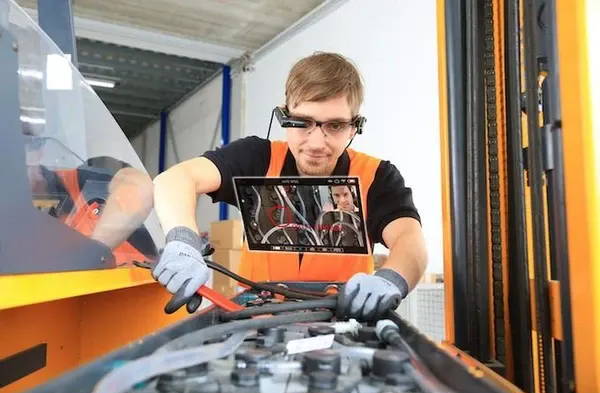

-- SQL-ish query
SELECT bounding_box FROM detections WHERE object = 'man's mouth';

[304,152,328,160]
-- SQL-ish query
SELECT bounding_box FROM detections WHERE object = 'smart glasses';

[266,106,366,140]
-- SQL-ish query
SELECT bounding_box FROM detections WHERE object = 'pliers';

[133,261,243,313]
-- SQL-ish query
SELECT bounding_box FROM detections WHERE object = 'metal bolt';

[12,41,17,52]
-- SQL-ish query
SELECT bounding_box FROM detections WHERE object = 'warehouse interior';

[1,0,598,392]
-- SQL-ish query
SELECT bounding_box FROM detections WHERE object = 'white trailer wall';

[133,75,223,233]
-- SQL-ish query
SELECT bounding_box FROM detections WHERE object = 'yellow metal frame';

[0,269,189,392]
[556,0,600,391]
[440,343,524,392]
[436,0,456,345]
[0,267,153,310]
[437,0,514,370]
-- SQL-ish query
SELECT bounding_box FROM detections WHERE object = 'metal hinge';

[521,124,556,175]
[542,124,555,171]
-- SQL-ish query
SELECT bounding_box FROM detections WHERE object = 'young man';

[330,184,358,212]
[152,52,428,321]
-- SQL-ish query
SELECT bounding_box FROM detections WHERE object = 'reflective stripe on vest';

[238,141,380,282]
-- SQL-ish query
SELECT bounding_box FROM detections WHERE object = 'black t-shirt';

[203,136,420,246]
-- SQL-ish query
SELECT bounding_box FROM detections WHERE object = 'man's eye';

[327,122,344,131]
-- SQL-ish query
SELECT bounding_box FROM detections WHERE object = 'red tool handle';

[198,285,243,312]
[133,261,244,313]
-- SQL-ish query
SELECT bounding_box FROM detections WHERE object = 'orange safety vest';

[238,141,380,282]
[54,169,150,266]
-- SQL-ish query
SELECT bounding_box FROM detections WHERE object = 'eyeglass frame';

[273,106,366,136]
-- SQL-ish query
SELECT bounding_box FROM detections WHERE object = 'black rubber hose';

[220,298,338,321]
[203,244,330,299]
[205,259,328,300]
[158,310,333,352]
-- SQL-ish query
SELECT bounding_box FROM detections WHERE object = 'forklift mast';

[437,0,600,392]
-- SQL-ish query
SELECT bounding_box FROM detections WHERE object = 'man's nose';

[305,125,327,148]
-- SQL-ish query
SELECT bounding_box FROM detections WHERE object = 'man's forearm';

[154,168,201,234]
[154,157,223,235]
[381,219,428,290]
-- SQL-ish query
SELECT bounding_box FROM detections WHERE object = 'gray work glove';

[337,269,409,321]
[152,227,209,313]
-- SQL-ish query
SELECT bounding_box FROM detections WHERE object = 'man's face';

[286,95,356,176]
[331,185,355,212]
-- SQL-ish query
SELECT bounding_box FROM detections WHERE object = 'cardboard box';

[209,219,243,249]
[212,276,239,298]
[211,249,242,298]
[373,254,388,270]
[211,248,242,271]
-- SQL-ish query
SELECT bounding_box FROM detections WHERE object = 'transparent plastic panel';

[6,0,164,269]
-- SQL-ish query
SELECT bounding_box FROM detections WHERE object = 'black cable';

[158,310,333,352]
[220,297,337,321]
[206,259,322,298]
[205,259,329,300]
[203,244,328,298]
[134,248,332,307]
[344,136,356,150]
[266,107,276,140]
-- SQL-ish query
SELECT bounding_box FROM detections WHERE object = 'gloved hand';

[152,226,210,314]
[337,269,409,321]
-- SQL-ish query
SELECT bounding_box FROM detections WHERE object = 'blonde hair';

[285,52,364,116]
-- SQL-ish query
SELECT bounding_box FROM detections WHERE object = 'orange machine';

[0,276,188,393]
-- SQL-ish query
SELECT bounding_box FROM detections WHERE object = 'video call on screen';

[233,176,369,255]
